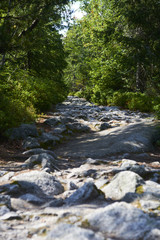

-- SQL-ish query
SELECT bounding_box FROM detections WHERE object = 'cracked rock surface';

[0,96,160,240]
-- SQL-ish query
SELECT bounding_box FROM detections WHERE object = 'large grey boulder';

[7,124,38,140]
[102,171,144,200]
[11,170,64,197]
[47,224,104,240]
[55,122,158,158]
[83,202,159,240]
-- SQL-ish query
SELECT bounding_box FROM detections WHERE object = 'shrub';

[126,92,153,112]
[107,91,128,108]
[153,104,160,119]
[0,78,36,133]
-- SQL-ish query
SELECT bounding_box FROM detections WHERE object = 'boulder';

[7,124,38,140]
[23,153,59,171]
[83,202,159,240]
[44,117,60,126]
[22,148,57,158]
[144,229,160,240]
[102,171,144,200]
[22,136,40,150]
[19,193,45,205]
[11,170,64,197]
[39,132,60,146]
[47,224,104,240]
[65,182,105,205]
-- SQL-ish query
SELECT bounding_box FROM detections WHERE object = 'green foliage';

[153,104,160,119]
[0,0,69,134]
[127,92,153,112]
[0,71,36,132]
[64,0,160,115]
[107,91,153,112]
[31,77,68,112]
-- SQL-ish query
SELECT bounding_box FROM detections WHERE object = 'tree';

[64,0,160,103]
[0,0,70,132]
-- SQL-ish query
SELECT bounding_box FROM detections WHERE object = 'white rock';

[12,170,64,196]
[83,202,158,240]
[102,170,144,200]
[47,223,104,240]
[144,228,160,240]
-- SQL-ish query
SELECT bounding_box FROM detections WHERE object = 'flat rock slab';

[55,122,158,158]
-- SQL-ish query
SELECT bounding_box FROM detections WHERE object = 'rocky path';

[0,96,160,240]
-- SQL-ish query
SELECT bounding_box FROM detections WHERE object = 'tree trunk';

[136,62,147,93]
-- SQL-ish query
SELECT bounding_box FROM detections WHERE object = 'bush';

[0,78,36,133]
[107,91,128,108]
[153,104,160,119]
[0,69,68,134]
[126,92,153,112]
[90,90,153,112]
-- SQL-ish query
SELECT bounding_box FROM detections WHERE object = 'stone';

[83,202,159,240]
[55,121,158,158]
[129,164,149,177]
[47,223,104,240]
[0,195,11,208]
[96,122,111,131]
[94,178,109,189]
[0,206,10,216]
[52,125,67,134]
[23,153,59,171]
[142,181,160,198]
[120,160,150,177]
[139,199,160,211]
[120,159,137,169]
[42,198,64,207]
[102,171,144,200]
[144,229,160,240]
[67,181,78,190]
[65,182,105,205]
[0,96,159,239]
[66,122,90,133]
[20,193,44,205]
[0,172,15,182]
[44,117,60,126]
[39,132,60,145]
[11,170,64,197]
[0,171,7,177]
[82,169,97,178]
[7,124,38,140]
[60,116,76,124]
[0,211,21,220]
[22,148,57,158]
[22,137,40,150]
